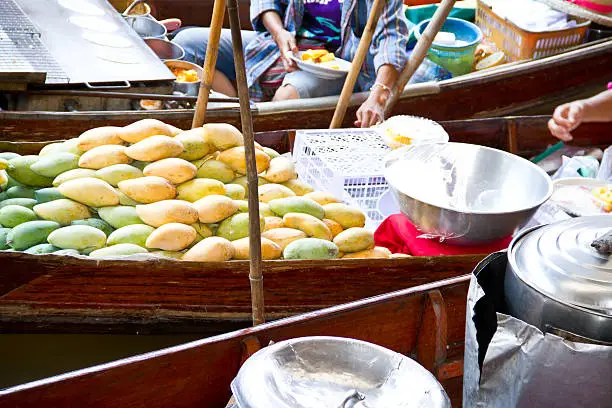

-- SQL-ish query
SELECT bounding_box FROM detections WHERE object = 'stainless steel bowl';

[164,59,202,96]
[144,38,185,61]
[384,143,552,245]
[231,336,450,408]
[124,15,166,39]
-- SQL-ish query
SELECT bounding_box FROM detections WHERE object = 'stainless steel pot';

[163,59,202,96]
[505,216,612,343]
[144,38,184,61]
[124,15,166,39]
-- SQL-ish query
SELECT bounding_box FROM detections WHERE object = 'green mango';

[117,190,140,206]
[34,187,65,203]
[95,164,143,187]
[6,220,60,251]
[0,198,38,210]
[193,159,235,183]
[71,218,115,237]
[30,152,79,178]
[47,225,106,251]
[6,174,25,189]
[268,196,325,219]
[52,168,96,187]
[224,184,246,200]
[0,227,10,249]
[6,156,54,187]
[283,238,339,260]
[89,243,148,259]
[97,206,143,229]
[6,186,36,199]
[24,243,60,255]
[107,224,155,247]
[0,205,38,228]
[0,192,8,201]
[216,212,265,241]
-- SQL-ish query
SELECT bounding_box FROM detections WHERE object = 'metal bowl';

[144,38,185,61]
[124,15,166,39]
[231,336,450,408]
[384,143,552,245]
[164,59,202,96]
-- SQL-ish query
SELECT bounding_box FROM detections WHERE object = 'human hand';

[548,101,585,142]
[355,92,386,128]
[273,29,298,72]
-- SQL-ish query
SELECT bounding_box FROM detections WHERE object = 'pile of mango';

[0,120,400,261]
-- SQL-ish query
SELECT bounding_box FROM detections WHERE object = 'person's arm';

[355,65,398,127]
[261,11,298,71]
[549,89,612,141]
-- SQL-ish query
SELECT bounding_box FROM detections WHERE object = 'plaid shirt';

[245,0,409,101]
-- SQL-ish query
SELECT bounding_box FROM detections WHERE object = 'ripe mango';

[268,196,325,219]
[322,218,343,238]
[0,228,10,249]
[283,238,339,260]
[118,176,176,204]
[135,200,198,227]
[304,191,341,206]
[224,184,245,200]
[77,126,125,151]
[0,205,37,228]
[71,218,115,237]
[201,123,243,150]
[95,164,143,187]
[143,158,196,184]
[119,118,174,143]
[217,146,270,175]
[183,236,234,262]
[125,136,184,162]
[34,199,92,226]
[0,198,37,210]
[40,139,83,157]
[193,158,235,183]
[34,188,64,203]
[258,183,296,203]
[263,216,284,231]
[231,237,282,260]
[6,186,36,199]
[176,178,225,202]
[7,156,53,187]
[47,225,106,251]
[89,243,148,259]
[78,145,132,170]
[333,227,375,253]
[145,223,196,251]
[192,195,238,223]
[283,212,332,241]
[24,243,60,255]
[262,156,296,183]
[216,212,264,241]
[53,168,97,187]
[6,220,60,250]
[174,129,212,161]
[281,179,314,196]
[342,246,391,259]
[97,206,143,229]
[107,224,155,247]
[38,143,61,157]
[323,203,366,229]
[58,177,119,208]
[261,228,307,250]
[30,152,79,178]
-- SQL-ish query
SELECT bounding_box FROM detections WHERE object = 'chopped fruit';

[319,53,335,63]
[475,51,506,71]
[592,186,612,212]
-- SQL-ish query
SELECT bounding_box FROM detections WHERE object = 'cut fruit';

[475,51,506,71]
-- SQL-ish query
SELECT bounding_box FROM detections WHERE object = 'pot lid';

[509,216,612,315]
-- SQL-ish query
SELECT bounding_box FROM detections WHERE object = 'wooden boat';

[4,39,611,132]
[0,275,471,407]
[0,115,610,338]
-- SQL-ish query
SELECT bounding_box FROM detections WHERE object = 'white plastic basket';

[293,129,396,230]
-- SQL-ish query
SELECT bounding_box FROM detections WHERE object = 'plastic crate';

[476,0,590,61]
[293,129,392,230]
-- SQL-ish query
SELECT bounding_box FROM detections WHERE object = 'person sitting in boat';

[173,0,409,128]
[548,85,612,141]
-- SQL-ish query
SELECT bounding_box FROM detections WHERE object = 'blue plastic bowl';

[415,17,483,76]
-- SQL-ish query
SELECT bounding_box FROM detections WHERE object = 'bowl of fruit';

[290,49,352,79]
[164,60,202,96]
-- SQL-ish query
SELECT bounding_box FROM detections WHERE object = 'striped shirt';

[246,0,409,101]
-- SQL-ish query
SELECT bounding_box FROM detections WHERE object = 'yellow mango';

[261,227,307,250]
[281,179,314,196]
[95,164,143,187]
[322,218,343,238]
[192,195,238,223]
[231,237,282,260]
[58,177,119,207]
[143,158,196,184]
[193,158,235,183]
[174,129,212,161]
[332,227,374,253]
[118,176,176,204]
[47,225,106,251]
[125,136,184,162]
[258,183,296,203]
[201,123,243,150]
[166,124,183,136]
[77,126,125,151]
[176,178,225,202]
[136,199,198,227]
[263,216,284,231]
[225,183,245,200]
[283,212,332,241]
[119,118,174,143]
[183,236,234,262]
[304,191,341,206]
[145,223,196,251]
[323,203,366,229]
[78,145,132,170]
[33,199,92,225]
[262,156,296,183]
[342,247,392,259]
[217,146,270,175]
[52,168,96,187]
[38,143,62,157]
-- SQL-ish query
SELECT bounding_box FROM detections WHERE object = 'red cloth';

[374,214,513,256]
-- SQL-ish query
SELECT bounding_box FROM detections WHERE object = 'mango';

[115,190,138,206]
[0,170,7,191]
[39,139,83,157]
[268,196,325,219]
[0,192,7,202]
[217,212,264,241]
[0,153,20,161]
[48,225,106,251]
[145,223,197,251]
[0,198,37,210]
[77,126,124,151]
[262,156,296,183]
[71,218,114,237]
[166,124,183,137]
[24,243,60,255]
[232,175,269,195]
[224,184,245,200]
[6,186,36,199]
[38,143,62,157]
[149,250,184,260]
[30,152,79,178]
[183,236,234,262]
[323,203,366,229]
[192,195,237,223]
[78,145,132,169]
[343,247,392,259]
[191,222,213,241]
[231,237,282,260]
[33,199,91,226]
[7,156,53,187]
[174,129,212,160]
[89,243,148,259]
[53,249,81,256]
[193,159,235,183]
[98,206,143,229]
[283,238,339,260]
[107,224,155,247]
[0,205,37,228]
[118,176,176,204]
[135,200,198,227]
[233,200,274,217]
[304,191,341,206]
[6,220,60,250]
[58,177,119,208]
[35,188,64,203]
[201,123,243,150]
[258,183,296,203]
[176,178,225,202]
[5,174,24,189]
[125,136,184,162]
[262,147,280,159]
[322,218,343,238]
[263,216,284,231]
[333,227,375,253]
[52,168,96,187]
[143,158,196,184]
[119,118,174,143]
[261,228,307,250]
[217,146,270,175]
[0,228,10,249]
[281,179,314,196]
[283,213,332,241]
[95,164,143,187]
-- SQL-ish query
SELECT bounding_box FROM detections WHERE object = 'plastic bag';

[596,146,612,182]
[551,155,599,180]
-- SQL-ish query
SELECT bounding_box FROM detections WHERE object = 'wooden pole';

[191,0,227,128]
[227,0,265,326]
[329,0,385,128]
[386,0,456,114]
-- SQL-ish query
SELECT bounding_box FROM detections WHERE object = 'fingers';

[548,118,573,142]
[567,103,583,128]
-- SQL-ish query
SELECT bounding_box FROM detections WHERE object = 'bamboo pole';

[329,0,386,128]
[191,0,227,128]
[386,0,456,113]
[227,0,265,326]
